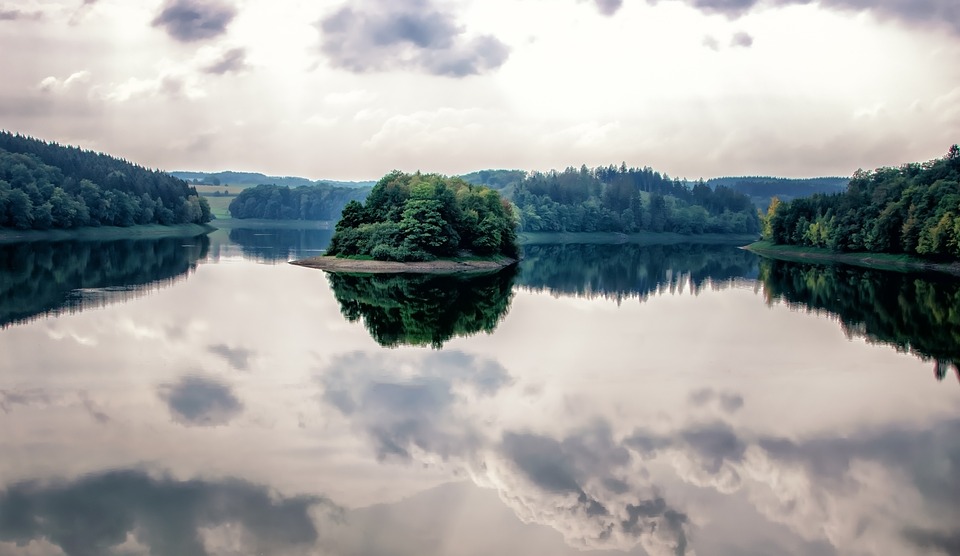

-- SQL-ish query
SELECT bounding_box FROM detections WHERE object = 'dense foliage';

[227,183,369,220]
[0,132,211,229]
[0,235,208,327]
[327,268,516,348]
[766,146,960,258]
[760,258,960,380]
[326,171,519,261]
[512,164,760,234]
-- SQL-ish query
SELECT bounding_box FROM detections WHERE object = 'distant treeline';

[766,146,960,259]
[708,176,848,208]
[0,132,211,229]
[171,170,374,189]
[512,165,760,234]
[227,183,369,220]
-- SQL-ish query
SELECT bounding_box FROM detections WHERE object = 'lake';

[1,227,957,556]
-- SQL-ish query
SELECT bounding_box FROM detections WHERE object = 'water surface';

[0,229,957,556]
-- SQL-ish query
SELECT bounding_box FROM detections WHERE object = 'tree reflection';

[517,243,759,303]
[227,228,332,263]
[759,259,960,382]
[327,267,517,348]
[0,235,209,327]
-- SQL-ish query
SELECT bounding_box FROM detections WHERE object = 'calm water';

[0,228,957,556]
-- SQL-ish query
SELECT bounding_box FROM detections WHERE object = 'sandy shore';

[290,255,517,274]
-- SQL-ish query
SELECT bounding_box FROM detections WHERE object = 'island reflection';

[327,266,517,348]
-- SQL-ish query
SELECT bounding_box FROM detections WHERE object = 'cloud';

[0,8,43,21]
[0,470,333,556]
[647,0,960,35]
[37,71,91,93]
[593,0,624,16]
[207,343,254,370]
[152,0,237,42]
[730,31,754,47]
[687,388,744,413]
[0,389,51,413]
[317,0,510,77]
[202,47,248,74]
[702,34,720,50]
[158,375,243,426]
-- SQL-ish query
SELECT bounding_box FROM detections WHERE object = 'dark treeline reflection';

[517,243,759,303]
[328,268,517,348]
[760,259,960,381]
[227,228,332,263]
[0,235,209,327]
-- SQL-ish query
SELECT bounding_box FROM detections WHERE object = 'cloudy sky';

[1,0,959,180]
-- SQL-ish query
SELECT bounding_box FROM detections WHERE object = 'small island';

[292,171,519,273]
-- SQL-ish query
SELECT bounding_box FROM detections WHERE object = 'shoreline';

[290,255,517,274]
[744,241,960,277]
[0,223,216,244]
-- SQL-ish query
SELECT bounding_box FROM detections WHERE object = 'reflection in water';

[2,238,958,556]
[0,470,334,556]
[226,228,332,263]
[760,259,960,382]
[0,235,209,328]
[518,243,758,303]
[318,350,693,555]
[327,267,517,348]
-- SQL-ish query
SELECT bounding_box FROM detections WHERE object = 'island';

[292,171,519,273]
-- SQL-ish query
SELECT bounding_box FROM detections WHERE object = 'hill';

[708,176,848,208]
[0,132,210,230]
[170,170,374,189]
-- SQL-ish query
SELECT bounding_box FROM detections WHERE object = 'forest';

[766,145,960,259]
[0,132,211,229]
[326,171,519,261]
[510,164,760,234]
[227,183,369,220]
[227,164,761,237]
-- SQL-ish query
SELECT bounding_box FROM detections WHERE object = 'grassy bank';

[0,223,216,244]
[745,240,960,277]
[518,231,759,245]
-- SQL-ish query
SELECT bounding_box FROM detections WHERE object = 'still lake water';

[0,228,957,556]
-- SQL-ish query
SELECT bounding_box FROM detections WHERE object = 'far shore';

[290,255,517,274]
[0,223,216,244]
[745,240,960,277]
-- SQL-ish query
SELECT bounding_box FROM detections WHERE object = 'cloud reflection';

[0,470,333,556]
[158,375,243,426]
